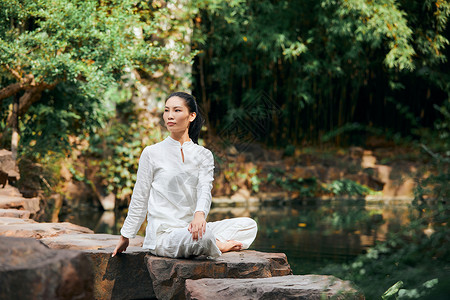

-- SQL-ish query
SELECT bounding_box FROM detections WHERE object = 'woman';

[112,92,257,258]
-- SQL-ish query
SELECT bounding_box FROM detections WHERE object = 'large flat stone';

[83,247,155,300]
[146,250,292,300]
[41,233,144,250]
[185,275,365,300]
[0,195,40,214]
[0,208,31,219]
[0,236,94,300]
[0,217,93,239]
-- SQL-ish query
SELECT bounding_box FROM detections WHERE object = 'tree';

[192,0,450,146]
[0,0,180,157]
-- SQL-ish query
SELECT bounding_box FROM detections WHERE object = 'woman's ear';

[189,112,197,122]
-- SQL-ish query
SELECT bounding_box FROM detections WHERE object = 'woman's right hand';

[112,235,129,257]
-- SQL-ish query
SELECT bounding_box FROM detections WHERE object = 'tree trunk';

[199,54,212,140]
[11,93,20,160]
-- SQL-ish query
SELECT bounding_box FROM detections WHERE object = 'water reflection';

[59,199,410,274]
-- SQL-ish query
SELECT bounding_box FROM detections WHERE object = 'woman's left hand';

[188,211,206,241]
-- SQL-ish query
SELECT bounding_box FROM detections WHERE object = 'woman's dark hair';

[166,92,204,144]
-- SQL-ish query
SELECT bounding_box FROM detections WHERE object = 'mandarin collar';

[165,136,194,148]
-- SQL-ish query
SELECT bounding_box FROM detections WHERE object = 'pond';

[59,198,411,274]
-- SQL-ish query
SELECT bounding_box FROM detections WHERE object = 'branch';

[0,82,23,101]
[0,72,36,101]
[5,81,58,127]
[5,64,22,81]
[421,144,450,163]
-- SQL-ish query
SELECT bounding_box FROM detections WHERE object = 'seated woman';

[113,92,257,258]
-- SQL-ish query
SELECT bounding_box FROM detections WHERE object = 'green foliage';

[192,0,450,146]
[16,151,66,197]
[18,83,108,157]
[265,166,376,197]
[223,163,261,193]
[0,0,172,92]
[0,0,191,195]
[84,86,163,201]
[325,179,376,197]
[0,0,186,158]
[318,99,450,299]
[382,279,440,300]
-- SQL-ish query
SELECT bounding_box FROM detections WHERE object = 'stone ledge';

[41,233,144,250]
[146,250,292,300]
[0,217,94,239]
[185,275,365,300]
[0,208,31,219]
[0,236,94,300]
[0,196,40,214]
[83,247,155,300]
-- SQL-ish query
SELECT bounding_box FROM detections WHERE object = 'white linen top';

[120,136,214,249]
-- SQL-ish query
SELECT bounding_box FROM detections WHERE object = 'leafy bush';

[325,179,376,197]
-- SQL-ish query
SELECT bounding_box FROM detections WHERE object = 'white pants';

[149,217,257,259]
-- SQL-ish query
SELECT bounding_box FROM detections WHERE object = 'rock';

[0,149,20,180]
[346,172,384,191]
[349,147,364,160]
[230,188,251,201]
[99,192,116,210]
[41,233,144,250]
[326,167,344,181]
[0,236,94,300]
[0,217,93,239]
[97,210,115,228]
[292,166,318,179]
[315,165,328,181]
[0,208,31,219]
[257,192,289,202]
[0,195,40,214]
[212,196,259,207]
[0,216,36,224]
[0,184,22,197]
[361,150,377,168]
[83,247,155,300]
[185,275,365,300]
[395,178,415,197]
[146,250,292,300]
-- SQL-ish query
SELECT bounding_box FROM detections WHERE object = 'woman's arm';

[189,149,214,240]
[195,149,214,217]
[112,146,153,256]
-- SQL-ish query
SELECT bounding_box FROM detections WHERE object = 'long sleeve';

[195,149,214,218]
[120,146,153,239]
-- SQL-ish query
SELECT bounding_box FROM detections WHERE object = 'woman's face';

[163,96,196,135]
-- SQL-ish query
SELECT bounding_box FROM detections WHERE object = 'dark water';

[59,198,410,274]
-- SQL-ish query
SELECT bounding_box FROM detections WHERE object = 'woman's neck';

[170,130,191,145]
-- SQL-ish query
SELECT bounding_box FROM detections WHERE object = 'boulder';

[83,247,155,300]
[0,208,31,219]
[0,217,93,239]
[185,275,365,300]
[0,236,94,300]
[146,250,292,300]
[41,233,144,250]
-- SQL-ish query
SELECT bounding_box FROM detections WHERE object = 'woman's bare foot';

[216,239,243,253]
